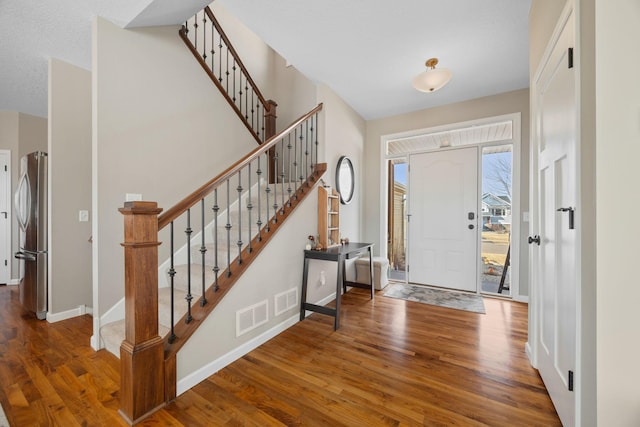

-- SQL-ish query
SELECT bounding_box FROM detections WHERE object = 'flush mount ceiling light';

[412,58,452,93]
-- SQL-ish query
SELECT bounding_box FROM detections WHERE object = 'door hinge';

[568,47,574,69]
[4,260,7,266]
[568,370,574,391]
[3,165,6,172]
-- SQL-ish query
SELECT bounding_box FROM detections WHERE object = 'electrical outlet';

[79,210,89,222]
[125,193,142,202]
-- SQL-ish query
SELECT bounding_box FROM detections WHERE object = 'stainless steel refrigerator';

[15,151,48,320]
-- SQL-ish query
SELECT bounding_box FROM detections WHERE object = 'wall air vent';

[274,287,298,316]
[236,299,269,337]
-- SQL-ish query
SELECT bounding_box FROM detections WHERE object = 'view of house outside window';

[481,145,513,295]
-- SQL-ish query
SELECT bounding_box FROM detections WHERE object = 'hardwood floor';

[0,285,560,426]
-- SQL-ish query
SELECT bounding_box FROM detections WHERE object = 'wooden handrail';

[204,7,269,109]
[157,103,323,230]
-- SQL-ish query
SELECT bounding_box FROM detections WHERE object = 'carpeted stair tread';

[100,319,171,359]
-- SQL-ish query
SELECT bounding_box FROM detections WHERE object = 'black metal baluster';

[287,133,293,206]
[218,33,223,84]
[314,113,319,169]
[308,120,310,180]
[293,128,299,197]
[265,170,271,231]
[261,105,265,143]
[256,156,263,241]
[226,180,232,276]
[237,170,243,265]
[193,12,198,53]
[210,21,215,77]
[251,92,255,133]
[272,148,278,223]
[247,162,253,253]
[185,209,193,323]
[225,48,230,95]
[280,139,285,213]
[202,13,207,63]
[212,189,219,292]
[256,102,261,140]
[232,58,237,103]
[168,221,176,343]
[239,73,243,118]
[200,199,207,306]
[245,82,249,121]
[299,125,304,187]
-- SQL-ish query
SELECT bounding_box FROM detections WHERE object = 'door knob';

[468,224,475,230]
[528,235,541,245]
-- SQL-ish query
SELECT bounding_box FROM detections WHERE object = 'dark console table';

[300,242,374,330]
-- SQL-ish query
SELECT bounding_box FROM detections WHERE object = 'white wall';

[595,0,640,424]
[48,58,93,316]
[364,89,530,296]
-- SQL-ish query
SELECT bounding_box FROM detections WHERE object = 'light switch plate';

[125,193,143,202]
[79,210,89,222]
[523,211,530,222]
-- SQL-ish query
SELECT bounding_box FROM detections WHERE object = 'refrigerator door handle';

[15,251,36,261]
[14,172,31,232]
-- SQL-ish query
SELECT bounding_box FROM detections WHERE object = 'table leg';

[335,254,344,330]
[368,247,374,299]
[300,256,310,321]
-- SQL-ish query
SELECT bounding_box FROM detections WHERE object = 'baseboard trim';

[9,279,19,285]
[90,334,103,351]
[176,313,300,396]
[46,305,92,323]
[514,295,529,304]
[525,341,535,367]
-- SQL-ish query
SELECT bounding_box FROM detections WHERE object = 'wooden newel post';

[265,99,278,183]
[118,201,165,425]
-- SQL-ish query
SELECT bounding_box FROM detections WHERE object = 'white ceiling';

[0,0,531,120]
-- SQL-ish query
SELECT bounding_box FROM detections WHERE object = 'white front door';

[0,151,10,284]
[532,7,577,426]
[408,147,478,292]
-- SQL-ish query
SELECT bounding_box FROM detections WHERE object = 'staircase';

[94,5,328,424]
[101,179,277,357]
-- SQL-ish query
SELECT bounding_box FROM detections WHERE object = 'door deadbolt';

[468,224,475,230]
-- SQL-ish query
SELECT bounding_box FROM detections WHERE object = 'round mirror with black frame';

[335,156,354,204]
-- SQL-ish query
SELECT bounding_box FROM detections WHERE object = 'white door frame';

[528,0,582,424]
[0,150,11,285]
[380,113,521,298]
